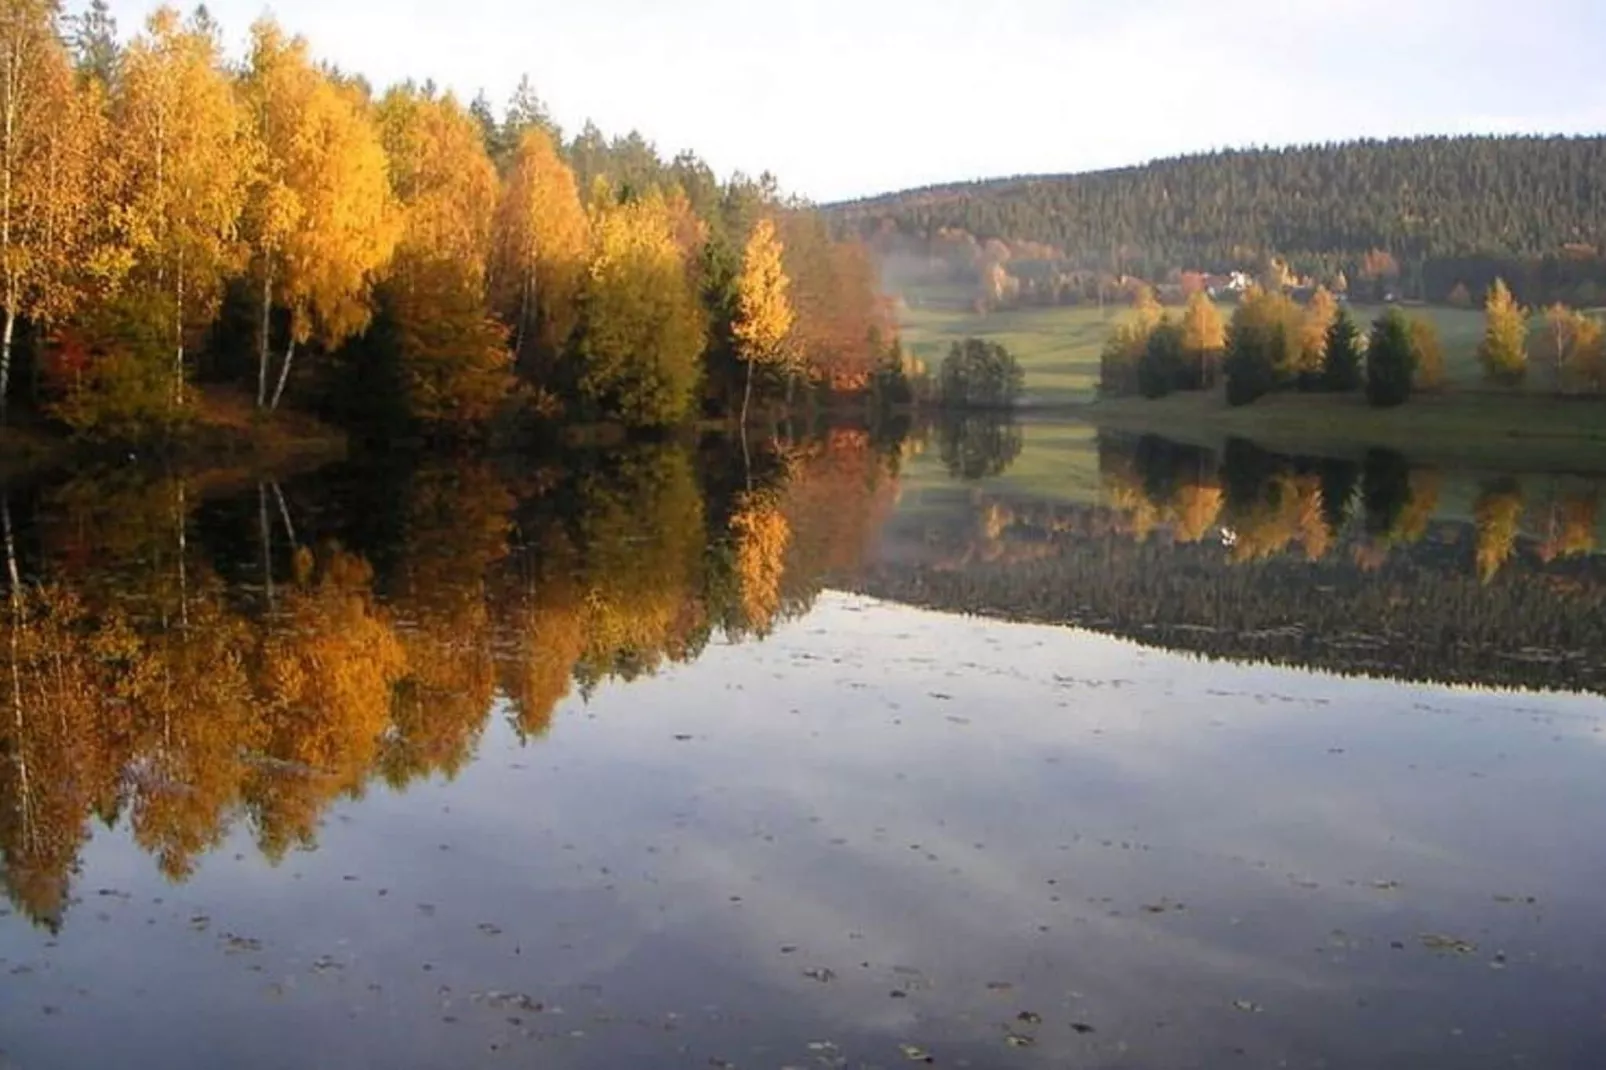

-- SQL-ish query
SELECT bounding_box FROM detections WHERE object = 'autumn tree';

[243,19,398,411]
[1536,303,1603,392]
[488,127,588,384]
[574,189,707,426]
[1478,278,1528,386]
[777,210,890,393]
[1223,287,1296,405]
[1291,286,1337,388]
[1179,290,1225,389]
[731,218,794,425]
[1408,315,1446,391]
[114,7,252,409]
[375,85,508,425]
[0,0,96,422]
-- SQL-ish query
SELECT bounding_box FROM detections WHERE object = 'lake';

[3,421,1605,1068]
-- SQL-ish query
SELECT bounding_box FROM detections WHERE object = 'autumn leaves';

[0,4,888,436]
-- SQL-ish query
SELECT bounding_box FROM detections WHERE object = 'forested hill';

[828,136,1606,276]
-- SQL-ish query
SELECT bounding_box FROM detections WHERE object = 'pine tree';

[1137,318,1185,398]
[1365,308,1414,408]
[69,0,119,86]
[1321,308,1363,392]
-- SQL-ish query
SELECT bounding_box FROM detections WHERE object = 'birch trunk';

[257,260,272,409]
[269,337,294,412]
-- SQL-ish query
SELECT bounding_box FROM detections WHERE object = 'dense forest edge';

[831,136,1606,308]
[0,1,925,470]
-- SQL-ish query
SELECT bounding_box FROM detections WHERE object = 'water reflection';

[865,430,1606,695]
[0,430,901,929]
[5,425,1606,1068]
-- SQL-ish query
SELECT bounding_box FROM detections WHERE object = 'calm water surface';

[3,424,1605,1068]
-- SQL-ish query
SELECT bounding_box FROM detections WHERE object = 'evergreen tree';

[70,0,120,86]
[1365,308,1414,407]
[1223,316,1281,407]
[1137,318,1185,399]
[1321,308,1363,392]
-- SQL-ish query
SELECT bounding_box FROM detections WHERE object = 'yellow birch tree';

[488,127,588,381]
[0,0,95,422]
[732,218,794,425]
[115,7,252,408]
[243,19,398,411]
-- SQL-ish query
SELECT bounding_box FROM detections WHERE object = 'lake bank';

[1083,390,1606,472]
[0,393,348,487]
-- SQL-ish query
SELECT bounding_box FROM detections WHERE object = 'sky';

[95,0,1606,203]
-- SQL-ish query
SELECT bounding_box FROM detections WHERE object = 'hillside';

[829,136,1606,295]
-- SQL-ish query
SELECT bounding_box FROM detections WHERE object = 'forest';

[862,432,1606,695]
[833,136,1606,307]
[0,2,905,448]
[0,425,905,929]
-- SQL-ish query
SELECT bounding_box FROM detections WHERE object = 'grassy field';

[899,296,1606,465]
[899,299,1521,408]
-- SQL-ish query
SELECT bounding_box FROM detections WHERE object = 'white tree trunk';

[0,303,14,426]
[257,260,273,409]
[269,337,295,412]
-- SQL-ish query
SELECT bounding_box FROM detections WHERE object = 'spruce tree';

[1365,309,1415,408]
[1321,308,1363,392]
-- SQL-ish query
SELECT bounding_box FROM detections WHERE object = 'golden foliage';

[1297,287,1338,378]
[733,219,796,369]
[378,86,499,282]
[489,127,589,371]
[1537,490,1599,562]
[1409,316,1447,391]
[1474,482,1525,584]
[578,190,707,425]
[729,493,791,635]
[116,7,253,340]
[244,20,399,349]
[249,545,406,856]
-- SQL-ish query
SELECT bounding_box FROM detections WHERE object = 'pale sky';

[94,0,1606,203]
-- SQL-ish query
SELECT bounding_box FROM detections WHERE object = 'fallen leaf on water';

[1420,933,1477,955]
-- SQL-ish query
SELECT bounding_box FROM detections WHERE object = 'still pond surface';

[3,421,1605,1068]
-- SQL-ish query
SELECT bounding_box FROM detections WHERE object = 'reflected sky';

[5,593,1605,1069]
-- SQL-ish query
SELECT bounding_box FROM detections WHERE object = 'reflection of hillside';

[0,429,903,929]
[862,433,1606,698]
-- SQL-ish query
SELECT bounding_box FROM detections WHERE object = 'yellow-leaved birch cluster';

[0,3,892,434]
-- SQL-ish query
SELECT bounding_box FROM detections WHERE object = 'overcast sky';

[94,0,1606,203]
